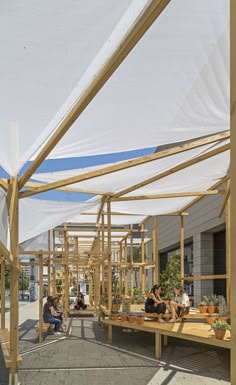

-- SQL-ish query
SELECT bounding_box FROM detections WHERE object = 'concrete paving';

[0,302,230,385]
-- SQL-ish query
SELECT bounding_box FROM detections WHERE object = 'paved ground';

[0,306,230,385]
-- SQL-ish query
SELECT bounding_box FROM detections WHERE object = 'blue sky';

[0,147,155,202]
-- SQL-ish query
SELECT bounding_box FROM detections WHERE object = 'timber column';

[8,176,19,385]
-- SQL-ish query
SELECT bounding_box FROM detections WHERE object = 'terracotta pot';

[218,316,229,323]
[128,315,136,324]
[199,306,208,314]
[215,306,220,313]
[206,316,216,325]
[111,314,119,321]
[136,317,145,325]
[214,329,226,340]
[207,306,215,314]
[121,314,128,322]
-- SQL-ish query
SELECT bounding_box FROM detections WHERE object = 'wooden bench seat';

[0,328,22,368]
[35,322,52,333]
[67,306,96,317]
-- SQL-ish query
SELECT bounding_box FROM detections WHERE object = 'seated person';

[169,286,190,322]
[74,292,87,310]
[43,296,62,334]
[52,296,67,333]
[145,284,166,323]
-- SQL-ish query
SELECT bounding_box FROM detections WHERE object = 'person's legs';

[156,303,167,323]
[50,318,61,332]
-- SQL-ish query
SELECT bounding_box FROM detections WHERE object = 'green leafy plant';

[218,295,228,316]
[210,319,231,331]
[160,253,180,300]
[111,307,118,314]
[122,298,131,313]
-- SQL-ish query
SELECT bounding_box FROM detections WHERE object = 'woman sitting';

[169,286,190,323]
[52,296,67,332]
[74,292,87,310]
[145,284,167,323]
[43,296,61,335]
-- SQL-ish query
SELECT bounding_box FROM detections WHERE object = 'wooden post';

[155,332,161,360]
[141,224,145,291]
[225,179,231,310]
[64,229,69,319]
[8,176,19,383]
[38,253,44,343]
[107,199,112,312]
[75,237,79,297]
[47,231,51,296]
[52,230,56,296]
[230,1,236,383]
[152,216,158,285]
[119,242,123,295]
[124,239,128,296]
[101,214,105,294]
[0,258,6,329]
[130,226,134,297]
[89,272,93,306]
[180,215,185,287]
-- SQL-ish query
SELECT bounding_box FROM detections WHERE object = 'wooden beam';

[0,179,8,191]
[24,181,104,196]
[181,275,227,281]
[219,181,230,218]
[110,190,224,201]
[18,0,171,189]
[19,132,229,198]
[226,179,231,310]
[153,216,158,285]
[230,1,236,383]
[113,143,229,198]
[0,241,21,272]
[179,175,229,213]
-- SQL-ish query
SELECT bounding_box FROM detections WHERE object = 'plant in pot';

[120,312,128,322]
[210,319,231,340]
[110,307,119,321]
[112,295,121,310]
[206,313,217,325]
[136,312,145,325]
[207,300,215,314]
[128,311,136,324]
[198,297,208,314]
[218,296,229,323]
[100,294,108,308]
[122,298,131,314]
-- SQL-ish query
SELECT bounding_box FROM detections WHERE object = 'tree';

[160,253,180,299]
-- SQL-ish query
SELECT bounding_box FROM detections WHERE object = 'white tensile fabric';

[32,141,229,197]
[44,0,229,160]
[0,188,8,246]
[0,0,229,175]
[68,213,146,226]
[19,199,96,243]
[0,0,131,175]
[19,232,49,252]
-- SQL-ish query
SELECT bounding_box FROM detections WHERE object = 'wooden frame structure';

[0,2,235,384]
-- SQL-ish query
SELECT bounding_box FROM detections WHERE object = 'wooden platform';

[0,328,22,368]
[102,318,231,360]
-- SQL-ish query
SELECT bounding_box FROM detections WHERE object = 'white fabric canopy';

[0,188,8,246]
[19,199,96,243]
[43,0,229,160]
[68,213,146,226]
[0,0,130,175]
[0,0,229,176]
[19,232,49,254]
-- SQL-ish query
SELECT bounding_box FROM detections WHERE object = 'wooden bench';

[0,328,22,368]
[35,322,52,334]
[67,306,96,317]
[102,318,231,360]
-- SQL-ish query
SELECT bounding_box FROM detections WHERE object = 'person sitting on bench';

[74,292,87,310]
[145,284,167,323]
[169,286,190,322]
[43,296,62,335]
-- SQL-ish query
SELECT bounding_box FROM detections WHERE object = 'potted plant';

[100,294,108,309]
[120,312,128,322]
[198,300,208,314]
[210,319,231,340]
[207,300,215,314]
[112,295,121,310]
[136,312,145,325]
[122,298,131,314]
[128,312,136,324]
[218,296,228,322]
[206,314,217,325]
[110,307,119,321]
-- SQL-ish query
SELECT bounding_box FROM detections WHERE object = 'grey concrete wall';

[144,192,226,304]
